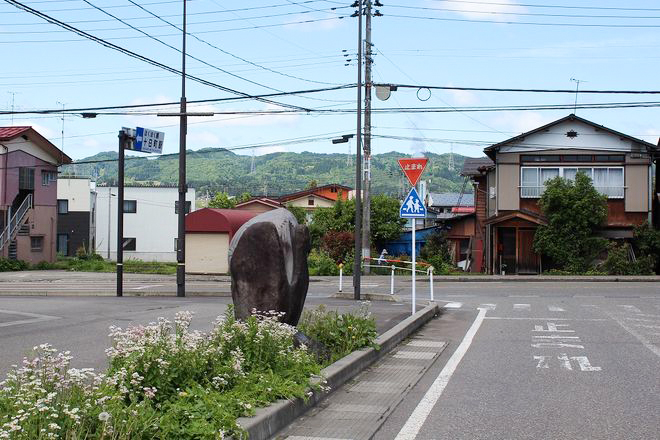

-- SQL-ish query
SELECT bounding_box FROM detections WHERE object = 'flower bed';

[0,306,376,439]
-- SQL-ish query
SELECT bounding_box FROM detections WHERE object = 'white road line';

[534,323,574,332]
[130,284,164,290]
[0,309,60,328]
[479,303,497,311]
[510,295,539,298]
[548,306,565,312]
[533,355,550,368]
[531,343,584,349]
[558,354,573,370]
[604,311,660,358]
[443,302,463,309]
[532,335,581,339]
[394,308,487,440]
[620,305,643,313]
[634,324,660,330]
[486,317,606,321]
[513,304,531,311]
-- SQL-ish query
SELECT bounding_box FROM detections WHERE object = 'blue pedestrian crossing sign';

[400,187,426,218]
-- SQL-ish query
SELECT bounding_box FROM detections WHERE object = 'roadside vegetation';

[535,173,659,275]
[0,306,378,439]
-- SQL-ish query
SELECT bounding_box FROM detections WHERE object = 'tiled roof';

[461,157,494,176]
[0,126,30,141]
[428,192,474,207]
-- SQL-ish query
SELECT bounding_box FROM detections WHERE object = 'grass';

[32,257,177,275]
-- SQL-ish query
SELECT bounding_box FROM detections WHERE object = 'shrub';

[307,249,339,276]
[320,230,354,264]
[298,303,378,365]
[602,242,655,275]
[0,258,28,272]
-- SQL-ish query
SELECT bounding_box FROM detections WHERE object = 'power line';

[377,83,660,94]
[386,13,660,28]
[431,0,660,13]
[126,0,342,87]
[3,0,311,112]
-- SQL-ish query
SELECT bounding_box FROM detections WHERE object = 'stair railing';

[0,194,33,250]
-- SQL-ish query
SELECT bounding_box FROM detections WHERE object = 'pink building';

[0,127,72,264]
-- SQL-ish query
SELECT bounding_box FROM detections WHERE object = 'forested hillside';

[62,149,475,197]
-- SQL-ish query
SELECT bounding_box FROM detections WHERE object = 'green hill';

[61,149,475,197]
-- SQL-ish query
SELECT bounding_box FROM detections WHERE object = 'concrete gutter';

[235,302,440,440]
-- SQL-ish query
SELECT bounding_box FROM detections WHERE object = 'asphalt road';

[376,283,660,440]
[1,272,658,439]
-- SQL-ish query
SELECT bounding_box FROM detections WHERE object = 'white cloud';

[254,145,289,155]
[437,0,527,22]
[444,84,478,105]
[492,112,552,135]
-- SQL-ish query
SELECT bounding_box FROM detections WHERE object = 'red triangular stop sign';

[398,158,428,186]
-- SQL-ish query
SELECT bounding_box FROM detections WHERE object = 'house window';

[521,167,624,198]
[123,200,137,213]
[122,237,136,251]
[57,199,68,214]
[19,167,35,190]
[41,170,57,186]
[308,198,315,206]
[30,236,44,252]
[174,201,191,214]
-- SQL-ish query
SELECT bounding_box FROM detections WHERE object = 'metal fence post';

[390,265,395,295]
[429,266,434,301]
[339,264,343,292]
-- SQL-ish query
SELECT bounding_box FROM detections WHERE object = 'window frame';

[520,166,624,199]
[57,199,69,214]
[30,236,44,252]
[41,170,57,186]
[123,200,137,214]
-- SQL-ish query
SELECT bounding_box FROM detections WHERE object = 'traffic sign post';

[399,157,429,315]
[116,127,164,298]
[400,186,426,315]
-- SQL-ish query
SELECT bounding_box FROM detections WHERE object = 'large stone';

[228,208,311,326]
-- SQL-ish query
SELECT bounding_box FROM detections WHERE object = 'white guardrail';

[338,257,434,301]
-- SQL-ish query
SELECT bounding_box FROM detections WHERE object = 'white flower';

[98,411,111,422]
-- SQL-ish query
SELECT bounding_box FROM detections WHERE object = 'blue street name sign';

[400,187,426,218]
[134,127,164,153]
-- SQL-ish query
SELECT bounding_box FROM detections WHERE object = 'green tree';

[370,194,406,246]
[286,204,308,225]
[236,192,252,204]
[208,192,235,209]
[307,179,318,189]
[533,173,608,273]
[309,197,355,247]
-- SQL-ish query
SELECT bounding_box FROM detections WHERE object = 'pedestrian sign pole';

[398,158,428,314]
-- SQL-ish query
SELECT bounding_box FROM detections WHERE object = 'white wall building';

[95,186,195,262]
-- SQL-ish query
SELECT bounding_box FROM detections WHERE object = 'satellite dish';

[375,85,391,101]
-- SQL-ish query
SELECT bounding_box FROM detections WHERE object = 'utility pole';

[116,130,128,297]
[176,0,188,298]
[362,0,373,274]
[351,0,363,300]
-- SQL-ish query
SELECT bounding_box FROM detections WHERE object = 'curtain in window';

[608,168,624,197]
[521,168,539,197]
[563,168,577,181]
[540,168,559,183]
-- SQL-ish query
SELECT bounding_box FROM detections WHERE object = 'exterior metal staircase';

[0,194,33,256]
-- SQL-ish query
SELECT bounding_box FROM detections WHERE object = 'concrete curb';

[235,302,440,440]
[332,292,401,302]
[0,291,232,297]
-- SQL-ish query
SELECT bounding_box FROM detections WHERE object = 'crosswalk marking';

[443,302,463,309]
[480,303,497,310]
[548,306,565,312]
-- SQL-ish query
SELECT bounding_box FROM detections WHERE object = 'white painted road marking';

[620,305,643,313]
[513,304,531,311]
[571,356,602,372]
[0,309,60,328]
[534,323,574,332]
[605,310,660,358]
[443,302,463,309]
[531,342,585,349]
[532,335,581,339]
[558,354,573,370]
[394,308,487,440]
[479,303,497,310]
[533,355,550,368]
[548,306,565,312]
[130,284,164,290]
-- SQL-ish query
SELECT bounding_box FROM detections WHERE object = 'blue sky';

[2,0,660,161]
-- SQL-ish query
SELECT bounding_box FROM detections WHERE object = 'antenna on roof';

[570,78,586,115]
[57,101,67,151]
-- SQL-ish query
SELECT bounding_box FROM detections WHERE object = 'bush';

[602,242,655,275]
[307,249,339,276]
[298,303,378,365]
[0,258,28,272]
[320,230,353,264]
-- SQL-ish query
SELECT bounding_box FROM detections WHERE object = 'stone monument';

[228,208,311,326]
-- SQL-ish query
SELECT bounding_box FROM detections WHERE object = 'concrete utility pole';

[177,0,188,298]
[353,0,363,300]
[362,0,373,273]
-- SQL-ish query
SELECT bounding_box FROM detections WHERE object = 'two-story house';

[464,114,657,274]
[234,183,352,217]
[0,127,72,264]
